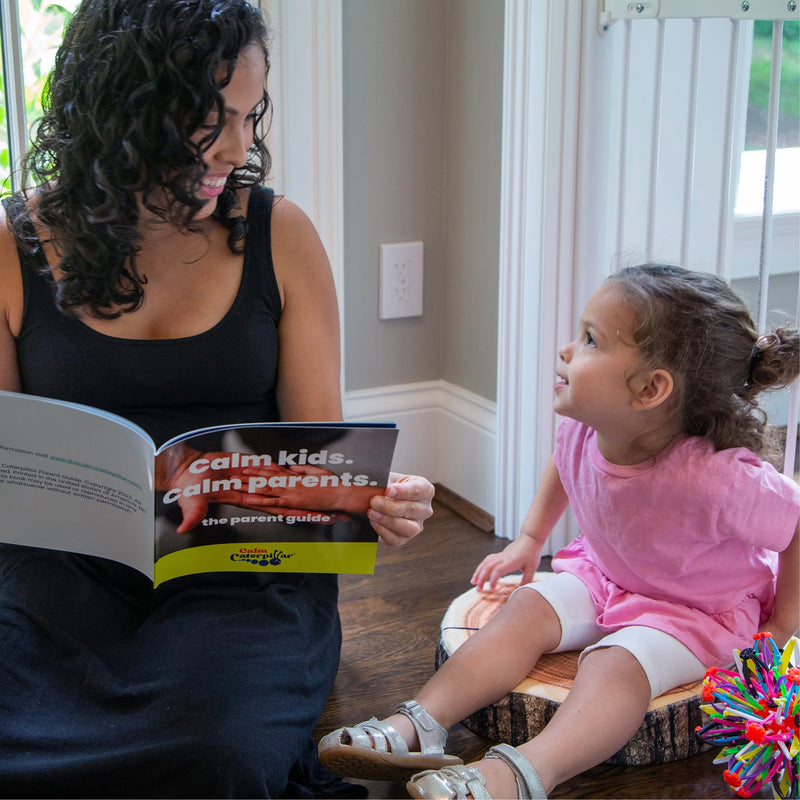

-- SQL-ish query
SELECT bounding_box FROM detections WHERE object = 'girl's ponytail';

[742,329,800,401]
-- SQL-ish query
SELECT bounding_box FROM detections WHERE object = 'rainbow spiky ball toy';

[695,633,799,799]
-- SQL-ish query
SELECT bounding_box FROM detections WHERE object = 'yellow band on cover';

[154,541,378,587]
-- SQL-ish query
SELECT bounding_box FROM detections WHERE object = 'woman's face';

[189,42,266,219]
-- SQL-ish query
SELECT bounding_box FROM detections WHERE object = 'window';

[0,31,9,182]
[731,20,799,473]
[733,20,799,296]
[0,0,79,192]
[497,6,799,546]
[743,20,798,153]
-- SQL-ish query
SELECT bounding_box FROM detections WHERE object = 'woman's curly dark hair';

[10,0,271,318]
[608,264,800,461]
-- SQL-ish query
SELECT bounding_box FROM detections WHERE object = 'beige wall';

[441,0,503,401]
[342,0,504,402]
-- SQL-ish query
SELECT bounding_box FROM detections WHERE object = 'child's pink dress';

[552,418,800,666]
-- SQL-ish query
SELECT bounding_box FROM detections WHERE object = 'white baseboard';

[344,380,497,515]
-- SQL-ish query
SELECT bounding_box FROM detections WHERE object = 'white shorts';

[513,572,706,699]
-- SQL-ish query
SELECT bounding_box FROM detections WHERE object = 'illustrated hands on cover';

[159,447,385,534]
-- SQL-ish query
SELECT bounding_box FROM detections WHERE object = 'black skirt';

[0,544,367,799]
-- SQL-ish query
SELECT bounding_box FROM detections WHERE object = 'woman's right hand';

[470,535,544,593]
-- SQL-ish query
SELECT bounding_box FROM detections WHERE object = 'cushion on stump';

[436,574,709,766]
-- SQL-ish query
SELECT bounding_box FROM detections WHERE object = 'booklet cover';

[0,390,398,586]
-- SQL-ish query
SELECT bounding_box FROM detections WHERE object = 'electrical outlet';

[379,241,423,319]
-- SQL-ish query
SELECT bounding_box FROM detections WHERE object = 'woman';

[0,1,433,796]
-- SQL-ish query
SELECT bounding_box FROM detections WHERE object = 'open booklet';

[0,390,398,587]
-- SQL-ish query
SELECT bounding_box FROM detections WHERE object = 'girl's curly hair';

[608,264,800,461]
[10,0,271,318]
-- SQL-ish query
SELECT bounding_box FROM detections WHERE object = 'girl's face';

[189,42,266,218]
[554,285,644,433]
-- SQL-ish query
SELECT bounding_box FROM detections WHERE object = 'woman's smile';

[199,173,230,198]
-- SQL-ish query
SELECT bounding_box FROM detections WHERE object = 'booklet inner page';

[0,392,155,578]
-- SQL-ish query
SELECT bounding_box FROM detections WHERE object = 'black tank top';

[6,185,281,447]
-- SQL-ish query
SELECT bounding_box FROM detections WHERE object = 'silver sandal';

[405,743,548,799]
[317,699,463,781]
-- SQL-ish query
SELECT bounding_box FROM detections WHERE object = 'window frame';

[1,0,27,192]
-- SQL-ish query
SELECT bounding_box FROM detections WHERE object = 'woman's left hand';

[367,472,434,546]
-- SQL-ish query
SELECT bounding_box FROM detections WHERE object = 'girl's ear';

[632,368,674,410]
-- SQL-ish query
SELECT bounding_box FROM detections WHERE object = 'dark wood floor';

[315,498,771,800]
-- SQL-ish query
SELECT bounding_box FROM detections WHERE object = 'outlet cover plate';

[379,241,423,319]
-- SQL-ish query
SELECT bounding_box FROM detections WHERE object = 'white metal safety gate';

[496,1,799,548]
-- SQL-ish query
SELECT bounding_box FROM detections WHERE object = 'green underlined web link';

[48,455,144,492]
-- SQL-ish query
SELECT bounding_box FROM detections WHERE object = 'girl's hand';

[471,455,565,592]
[367,472,434,547]
[471,535,544,593]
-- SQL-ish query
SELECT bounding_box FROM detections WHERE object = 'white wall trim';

[344,382,497,515]
[261,0,345,366]
[0,0,26,191]
[495,1,583,547]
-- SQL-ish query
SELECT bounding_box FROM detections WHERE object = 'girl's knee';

[577,644,652,701]
[579,626,706,700]
[502,587,562,651]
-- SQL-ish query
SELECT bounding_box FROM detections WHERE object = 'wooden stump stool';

[436,575,710,766]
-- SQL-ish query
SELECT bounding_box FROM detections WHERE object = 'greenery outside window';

[0,0,78,192]
[0,31,8,182]
[736,20,799,218]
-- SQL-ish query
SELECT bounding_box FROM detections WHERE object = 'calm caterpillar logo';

[230,548,295,566]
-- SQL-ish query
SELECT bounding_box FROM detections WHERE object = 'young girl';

[318,264,800,800]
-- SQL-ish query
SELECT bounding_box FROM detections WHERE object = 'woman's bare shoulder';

[0,203,23,389]
[0,201,23,267]
[270,195,320,247]
[269,194,334,291]
[0,203,25,332]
